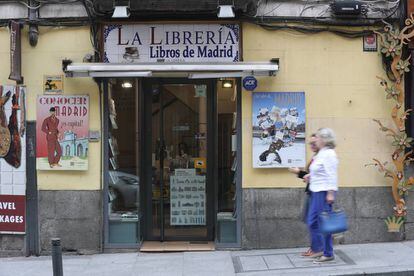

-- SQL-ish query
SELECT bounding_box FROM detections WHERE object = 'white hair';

[317,128,336,149]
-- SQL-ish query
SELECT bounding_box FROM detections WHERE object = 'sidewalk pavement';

[2,241,414,276]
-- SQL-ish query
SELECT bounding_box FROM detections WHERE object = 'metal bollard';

[51,238,63,276]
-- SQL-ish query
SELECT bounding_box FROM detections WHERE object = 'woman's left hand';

[326,190,335,204]
[288,167,300,174]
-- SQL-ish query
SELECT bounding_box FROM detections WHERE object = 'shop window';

[217,78,237,244]
[107,79,140,244]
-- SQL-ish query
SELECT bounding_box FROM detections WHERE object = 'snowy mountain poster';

[252,92,306,168]
[36,95,89,170]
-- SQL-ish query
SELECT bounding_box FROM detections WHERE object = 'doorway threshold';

[140,241,215,252]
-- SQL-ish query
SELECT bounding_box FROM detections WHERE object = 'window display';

[217,79,237,244]
[107,79,140,244]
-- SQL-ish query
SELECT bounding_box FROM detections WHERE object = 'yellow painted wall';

[242,23,396,188]
[0,23,398,190]
[0,26,101,190]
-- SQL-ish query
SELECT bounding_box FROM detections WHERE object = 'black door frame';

[141,78,217,242]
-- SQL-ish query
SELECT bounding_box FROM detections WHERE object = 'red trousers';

[47,137,62,165]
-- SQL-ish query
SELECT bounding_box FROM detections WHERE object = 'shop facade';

[0,8,413,255]
[77,22,263,249]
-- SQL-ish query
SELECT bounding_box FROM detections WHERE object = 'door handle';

[161,140,167,159]
[156,139,167,159]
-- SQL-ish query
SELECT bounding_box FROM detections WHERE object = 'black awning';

[95,0,257,15]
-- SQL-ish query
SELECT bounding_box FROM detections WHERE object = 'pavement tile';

[81,263,136,276]
[287,252,347,268]
[2,242,414,276]
[0,262,53,276]
[87,252,138,265]
[238,255,268,271]
[183,251,235,276]
[262,254,293,269]
[231,247,302,257]
[403,240,414,250]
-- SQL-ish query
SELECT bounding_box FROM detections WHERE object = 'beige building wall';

[0,23,397,190]
[0,26,101,190]
[242,22,396,188]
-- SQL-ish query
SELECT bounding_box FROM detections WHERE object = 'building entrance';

[141,79,215,241]
[105,77,239,247]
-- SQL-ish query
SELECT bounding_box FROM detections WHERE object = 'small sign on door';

[194,157,206,169]
[194,85,207,98]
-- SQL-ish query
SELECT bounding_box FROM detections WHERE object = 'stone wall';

[0,236,25,257]
[242,187,407,249]
[39,190,102,254]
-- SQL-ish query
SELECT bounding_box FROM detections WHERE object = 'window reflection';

[107,79,140,244]
[217,78,237,243]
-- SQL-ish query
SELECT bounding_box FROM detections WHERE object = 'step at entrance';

[140,241,215,252]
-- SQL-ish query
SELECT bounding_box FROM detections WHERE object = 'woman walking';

[304,128,338,263]
[289,134,319,257]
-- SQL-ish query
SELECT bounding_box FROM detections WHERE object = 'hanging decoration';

[0,85,26,234]
[368,15,414,232]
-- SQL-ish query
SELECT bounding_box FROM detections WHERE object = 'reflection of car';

[109,171,139,211]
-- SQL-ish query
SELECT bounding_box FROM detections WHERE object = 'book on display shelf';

[109,114,118,129]
[109,170,119,184]
[231,156,237,172]
[109,98,117,116]
[108,134,120,156]
[109,156,119,170]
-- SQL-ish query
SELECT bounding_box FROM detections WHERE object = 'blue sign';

[243,76,257,91]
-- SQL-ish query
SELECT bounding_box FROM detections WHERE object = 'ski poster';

[252,92,306,168]
[36,95,89,170]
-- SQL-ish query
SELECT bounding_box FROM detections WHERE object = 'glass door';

[142,79,215,241]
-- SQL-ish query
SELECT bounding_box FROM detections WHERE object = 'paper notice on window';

[170,175,206,226]
[175,169,196,176]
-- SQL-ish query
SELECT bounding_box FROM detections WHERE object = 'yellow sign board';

[44,75,63,94]
[194,157,206,169]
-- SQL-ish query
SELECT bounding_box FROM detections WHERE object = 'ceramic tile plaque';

[103,24,240,63]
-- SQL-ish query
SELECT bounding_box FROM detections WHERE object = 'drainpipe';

[28,0,39,47]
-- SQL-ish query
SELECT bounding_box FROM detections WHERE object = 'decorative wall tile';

[0,172,13,185]
[13,185,26,196]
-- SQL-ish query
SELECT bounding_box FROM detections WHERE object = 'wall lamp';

[112,0,130,18]
[121,81,133,88]
[222,79,234,88]
[217,5,235,18]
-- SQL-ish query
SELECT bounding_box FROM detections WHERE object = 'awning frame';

[62,60,279,78]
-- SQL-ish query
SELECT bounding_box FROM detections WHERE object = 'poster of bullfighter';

[36,95,89,170]
[252,92,306,168]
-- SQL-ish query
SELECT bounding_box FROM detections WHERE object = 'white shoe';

[313,255,335,263]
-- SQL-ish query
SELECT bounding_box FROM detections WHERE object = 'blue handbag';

[318,209,348,234]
